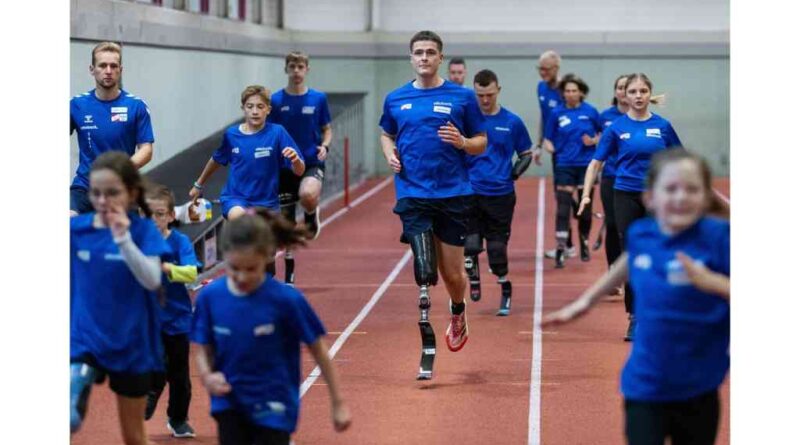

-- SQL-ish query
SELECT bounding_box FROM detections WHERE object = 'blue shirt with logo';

[70,213,169,373]
[594,113,682,192]
[379,80,487,199]
[544,102,602,167]
[466,107,533,196]
[191,276,326,433]
[267,88,331,168]
[160,229,199,336]
[70,89,155,190]
[213,123,303,211]
[623,216,730,402]
[598,106,626,178]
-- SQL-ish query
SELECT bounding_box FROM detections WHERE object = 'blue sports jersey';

[379,80,487,199]
[544,102,602,167]
[70,213,169,374]
[622,216,730,402]
[160,229,199,336]
[466,107,533,196]
[598,106,626,178]
[70,89,155,190]
[213,123,303,211]
[191,276,326,433]
[267,88,331,168]
[594,113,682,192]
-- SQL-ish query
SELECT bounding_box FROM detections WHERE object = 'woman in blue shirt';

[543,73,603,268]
[192,209,351,444]
[545,148,730,445]
[70,151,169,445]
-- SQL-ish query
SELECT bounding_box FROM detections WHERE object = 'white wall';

[283,0,370,31]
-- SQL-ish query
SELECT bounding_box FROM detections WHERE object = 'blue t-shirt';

[160,229,199,336]
[544,102,602,167]
[598,106,626,178]
[466,107,533,196]
[213,123,303,211]
[267,88,331,168]
[70,89,155,190]
[379,80,487,199]
[70,213,169,373]
[622,216,730,402]
[594,113,682,192]
[191,276,326,433]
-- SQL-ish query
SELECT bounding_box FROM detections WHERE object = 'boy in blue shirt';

[143,184,199,438]
[379,30,487,379]
[70,41,155,216]
[464,69,533,315]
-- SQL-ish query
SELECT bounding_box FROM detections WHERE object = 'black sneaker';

[144,391,158,420]
[304,207,321,240]
[167,419,197,438]
[555,248,566,269]
[580,235,590,262]
[624,315,636,342]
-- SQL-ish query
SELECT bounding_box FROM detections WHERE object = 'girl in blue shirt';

[543,73,603,267]
[544,148,730,445]
[190,85,305,220]
[192,209,351,445]
[70,151,169,445]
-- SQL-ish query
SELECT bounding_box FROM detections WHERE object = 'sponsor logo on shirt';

[232,147,240,154]
[281,105,290,112]
[213,326,231,336]
[254,146,273,159]
[80,125,98,130]
[253,323,275,336]
[578,115,590,120]
[302,106,315,114]
[633,254,652,270]
[104,253,123,261]
[666,258,705,286]
[253,401,287,417]
[111,113,128,122]
[558,116,572,127]
[77,250,91,262]
[604,121,613,127]
[84,115,93,124]
[110,107,128,113]
[400,103,412,111]
[548,99,558,108]
[494,126,511,132]
[433,105,452,114]
[539,95,545,102]
[646,128,662,138]
[620,132,631,140]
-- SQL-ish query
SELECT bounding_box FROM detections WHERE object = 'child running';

[143,184,199,438]
[70,151,169,445]
[190,85,305,220]
[191,209,351,445]
[544,148,730,445]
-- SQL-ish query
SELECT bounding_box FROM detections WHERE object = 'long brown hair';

[221,208,310,258]
[90,151,151,217]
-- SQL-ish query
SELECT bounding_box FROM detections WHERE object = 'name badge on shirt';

[495,126,511,132]
[666,258,705,286]
[281,106,290,112]
[253,323,275,336]
[433,105,451,114]
[302,106,315,114]
[254,147,273,159]
[646,128,662,138]
[558,116,572,127]
[111,107,128,113]
[104,253,124,261]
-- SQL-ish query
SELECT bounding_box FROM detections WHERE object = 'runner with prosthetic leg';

[411,230,438,380]
[463,69,534,315]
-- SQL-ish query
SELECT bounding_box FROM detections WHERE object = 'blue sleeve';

[462,95,487,137]
[212,132,231,166]
[594,127,616,162]
[288,291,326,345]
[279,127,303,170]
[135,101,155,144]
[267,95,279,124]
[318,94,332,127]
[176,232,200,267]
[664,122,682,148]
[544,110,558,142]
[592,109,603,134]
[536,83,547,115]
[513,117,534,154]
[716,222,730,277]
[191,290,213,345]
[379,96,397,136]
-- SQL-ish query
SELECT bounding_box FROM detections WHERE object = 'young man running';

[379,30,487,380]
[70,41,154,216]
[464,69,533,315]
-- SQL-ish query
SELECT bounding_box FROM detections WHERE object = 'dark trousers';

[600,176,623,268]
[625,391,720,445]
[213,410,291,445]
[151,333,191,422]
[614,189,647,314]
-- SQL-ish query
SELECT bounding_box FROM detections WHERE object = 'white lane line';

[528,177,546,445]
[300,249,412,397]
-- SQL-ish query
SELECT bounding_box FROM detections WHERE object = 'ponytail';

[221,208,311,258]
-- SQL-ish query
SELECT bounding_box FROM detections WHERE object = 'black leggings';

[600,176,622,268]
[625,391,720,445]
[213,410,291,445]
[150,333,192,422]
[614,189,647,314]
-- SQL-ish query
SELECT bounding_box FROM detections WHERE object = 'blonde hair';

[285,51,309,67]
[91,41,122,66]
[240,85,271,106]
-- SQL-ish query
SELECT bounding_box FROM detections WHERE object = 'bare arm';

[317,124,333,161]
[282,148,306,176]
[542,253,629,325]
[308,339,351,431]
[195,344,231,396]
[542,138,555,154]
[189,158,223,200]
[380,132,402,173]
[130,142,153,169]
[676,252,730,300]
[577,159,604,216]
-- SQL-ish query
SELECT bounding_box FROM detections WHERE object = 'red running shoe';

[446,303,469,352]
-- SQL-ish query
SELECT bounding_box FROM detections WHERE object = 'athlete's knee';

[463,233,483,257]
[486,238,509,277]
[227,206,247,220]
[410,230,438,287]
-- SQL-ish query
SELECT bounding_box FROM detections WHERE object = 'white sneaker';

[544,246,576,259]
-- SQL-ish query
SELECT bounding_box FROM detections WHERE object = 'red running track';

[72,177,730,445]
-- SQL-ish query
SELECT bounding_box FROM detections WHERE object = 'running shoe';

[305,207,321,240]
[445,302,469,352]
[544,246,576,259]
[624,314,636,342]
[167,419,197,438]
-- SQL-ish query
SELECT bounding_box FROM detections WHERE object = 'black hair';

[473,69,499,87]
[449,57,466,67]
[557,73,590,99]
[409,30,443,52]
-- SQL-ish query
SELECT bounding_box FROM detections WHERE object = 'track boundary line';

[528,177,546,445]
[299,249,413,397]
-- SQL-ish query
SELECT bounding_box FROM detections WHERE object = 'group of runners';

[70,29,730,445]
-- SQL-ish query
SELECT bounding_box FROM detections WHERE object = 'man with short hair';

[447,57,467,87]
[70,41,154,216]
[380,30,487,380]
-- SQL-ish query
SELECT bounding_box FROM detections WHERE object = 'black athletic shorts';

[466,192,516,242]
[279,163,325,207]
[554,165,588,187]
[72,354,162,398]
[213,410,291,445]
[394,195,471,247]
